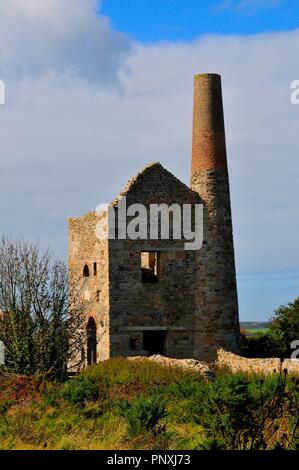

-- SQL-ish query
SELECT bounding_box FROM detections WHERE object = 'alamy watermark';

[290,80,299,105]
[95,197,203,251]
[0,81,5,105]
[291,340,299,359]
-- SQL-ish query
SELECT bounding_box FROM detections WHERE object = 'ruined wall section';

[217,349,299,376]
[108,163,200,359]
[68,210,110,362]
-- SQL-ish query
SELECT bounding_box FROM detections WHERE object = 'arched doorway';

[86,317,97,365]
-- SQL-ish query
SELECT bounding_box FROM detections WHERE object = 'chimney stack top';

[191,73,227,172]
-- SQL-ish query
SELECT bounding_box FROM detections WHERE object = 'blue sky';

[102,0,299,41]
[0,1,298,322]
[238,271,299,321]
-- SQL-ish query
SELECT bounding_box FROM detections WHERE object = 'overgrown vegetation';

[0,358,298,450]
[270,297,299,358]
[118,396,167,436]
[0,237,85,380]
[241,297,299,359]
[193,372,299,449]
[240,330,280,358]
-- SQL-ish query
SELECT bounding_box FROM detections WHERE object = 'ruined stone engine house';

[68,74,240,365]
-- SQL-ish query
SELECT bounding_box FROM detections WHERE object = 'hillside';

[240,322,270,331]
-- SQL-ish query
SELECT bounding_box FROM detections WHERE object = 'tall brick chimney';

[192,74,227,172]
[191,73,240,360]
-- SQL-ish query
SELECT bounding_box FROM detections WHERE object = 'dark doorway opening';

[86,317,97,365]
[143,330,166,356]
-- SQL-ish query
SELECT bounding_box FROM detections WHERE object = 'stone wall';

[108,163,200,359]
[68,162,205,362]
[68,210,110,363]
[191,168,240,361]
[217,349,299,375]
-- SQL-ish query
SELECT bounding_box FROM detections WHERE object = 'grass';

[243,328,270,336]
[0,359,205,450]
[0,358,298,450]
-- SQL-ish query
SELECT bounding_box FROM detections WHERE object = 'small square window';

[141,251,159,282]
[93,262,97,276]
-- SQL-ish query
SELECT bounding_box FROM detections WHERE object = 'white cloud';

[0,1,298,279]
[0,0,131,82]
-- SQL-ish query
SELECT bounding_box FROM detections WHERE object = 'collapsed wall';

[217,349,299,375]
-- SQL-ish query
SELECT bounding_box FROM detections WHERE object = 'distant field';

[240,322,270,330]
[245,328,270,336]
[240,322,270,336]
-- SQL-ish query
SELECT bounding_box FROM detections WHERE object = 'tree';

[240,330,279,358]
[0,237,86,380]
[269,297,299,358]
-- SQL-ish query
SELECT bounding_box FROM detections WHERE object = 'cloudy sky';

[0,0,298,320]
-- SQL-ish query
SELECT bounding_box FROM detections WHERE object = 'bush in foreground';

[118,396,167,436]
[193,372,299,449]
[62,376,100,406]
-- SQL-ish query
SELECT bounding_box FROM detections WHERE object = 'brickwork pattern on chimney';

[191,74,240,360]
[192,74,227,171]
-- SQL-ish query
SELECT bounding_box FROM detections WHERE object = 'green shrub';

[241,297,299,359]
[240,331,280,358]
[193,373,291,450]
[164,379,204,399]
[40,382,62,407]
[118,395,167,436]
[0,399,15,419]
[62,376,99,406]
[269,297,299,357]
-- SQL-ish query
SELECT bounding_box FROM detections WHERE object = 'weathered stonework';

[108,163,200,359]
[68,211,110,361]
[217,349,299,376]
[191,168,240,360]
[68,73,240,366]
[191,74,240,360]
